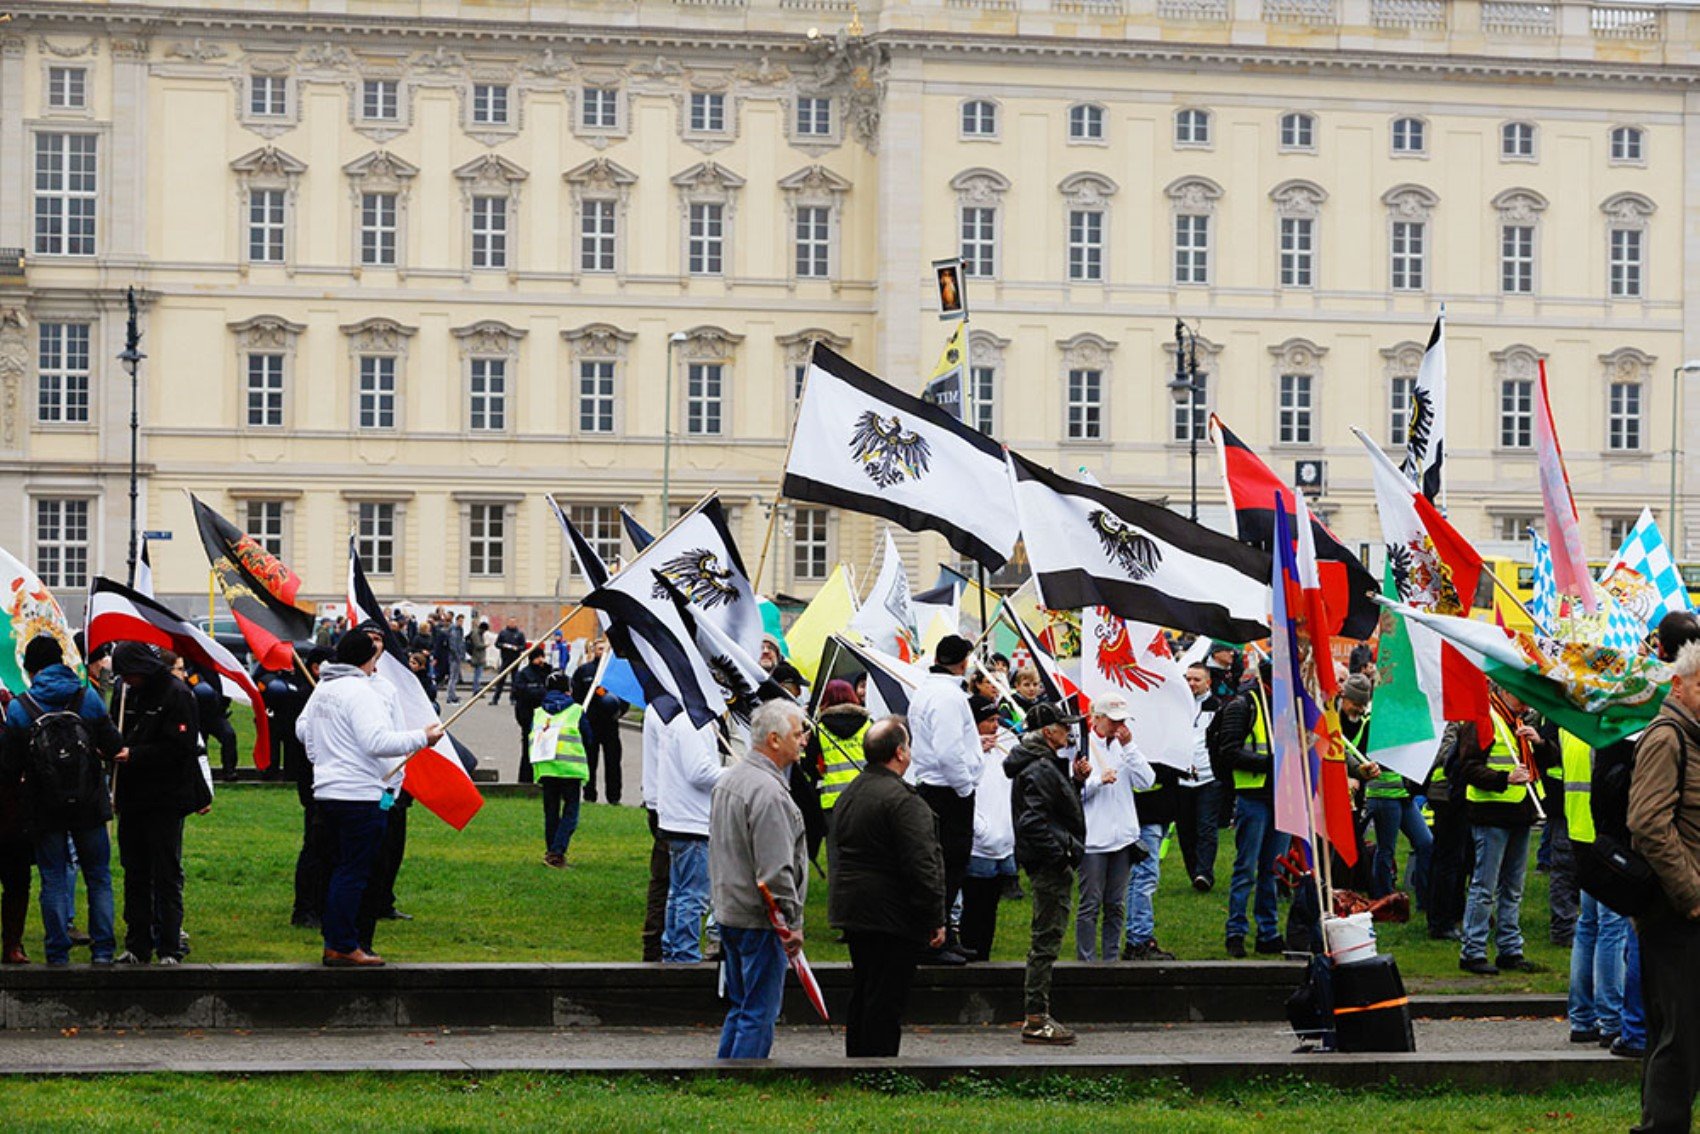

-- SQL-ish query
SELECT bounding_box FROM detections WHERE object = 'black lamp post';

[1167,319,1204,522]
[118,287,144,588]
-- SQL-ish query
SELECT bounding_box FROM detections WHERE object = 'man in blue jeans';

[708,700,810,1059]
[1209,664,1282,957]
[1,635,125,966]
[655,704,723,963]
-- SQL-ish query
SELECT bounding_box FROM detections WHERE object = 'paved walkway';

[439,695,644,794]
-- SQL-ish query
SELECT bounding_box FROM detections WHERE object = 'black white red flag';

[190,494,316,670]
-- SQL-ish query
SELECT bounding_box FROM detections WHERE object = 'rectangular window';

[245,353,285,428]
[248,188,285,263]
[1500,379,1533,448]
[1392,117,1425,153]
[1174,214,1209,285]
[469,357,507,432]
[1610,228,1643,298]
[1390,220,1425,290]
[1609,381,1642,451]
[468,503,505,577]
[1069,104,1104,141]
[1066,368,1103,441]
[1389,375,1413,447]
[471,83,510,126]
[360,192,397,266]
[1068,209,1104,282]
[33,133,97,256]
[1501,224,1534,294]
[689,92,726,133]
[470,195,507,269]
[792,507,829,582]
[1605,516,1636,552]
[250,74,287,117]
[1611,126,1644,163]
[1175,109,1210,146]
[578,360,616,434]
[361,79,399,121]
[581,87,618,129]
[1279,216,1314,288]
[1281,112,1314,149]
[688,202,724,275]
[1171,371,1208,444]
[36,321,90,424]
[1495,514,1538,542]
[795,205,830,278]
[355,502,395,576]
[971,364,996,436]
[567,505,621,566]
[47,67,86,110]
[792,363,808,403]
[245,500,285,558]
[686,362,724,436]
[1278,374,1314,444]
[581,199,617,272]
[35,498,89,589]
[796,96,831,137]
[960,206,996,278]
[358,355,397,430]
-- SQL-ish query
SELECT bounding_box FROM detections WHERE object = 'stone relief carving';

[1601,192,1656,229]
[1491,343,1546,382]
[229,315,306,351]
[1269,336,1328,372]
[166,38,225,63]
[413,46,465,74]
[340,317,417,355]
[451,320,526,356]
[1270,179,1327,219]
[951,168,1011,206]
[300,42,355,70]
[1059,332,1117,371]
[680,325,745,361]
[776,327,850,367]
[1381,340,1425,378]
[1491,188,1548,224]
[1165,176,1223,214]
[1058,172,1118,208]
[563,323,637,359]
[1599,346,1655,385]
[1382,183,1439,220]
[39,37,98,59]
[734,56,791,85]
[0,307,28,448]
[523,48,575,80]
[806,31,888,151]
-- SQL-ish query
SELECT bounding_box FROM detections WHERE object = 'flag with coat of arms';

[1598,507,1693,632]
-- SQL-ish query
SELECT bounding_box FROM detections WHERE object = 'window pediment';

[562,322,636,358]
[1165,176,1222,214]
[1270,179,1326,219]
[1058,172,1118,208]
[1602,191,1655,229]
[951,168,1011,206]
[1491,188,1548,223]
[1382,183,1438,219]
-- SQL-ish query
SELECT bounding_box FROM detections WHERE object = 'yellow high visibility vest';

[1560,731,1594,845]
[531,704,589,782]
[818,721,870,811]
[1465,712,1533,806]
[1232,691,1271,791]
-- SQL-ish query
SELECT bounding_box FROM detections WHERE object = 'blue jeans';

[320,800,389,954]
[1124,822,1166,947]
[662,837,711,963]
[966,854,1018,878]
[717,923,788,1059]
[34,824,114,964]
[1461,824,1530,962]
[1567,892,1628,1035]
[1366,795,1433,904]
[1226,796,1282,943]
[1621,927,1646,1047]
[541,777,582,857]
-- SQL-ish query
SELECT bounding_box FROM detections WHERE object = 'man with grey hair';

[709,697,810,1059]
[1628,637,1700,1130]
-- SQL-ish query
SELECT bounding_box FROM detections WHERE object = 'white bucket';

[1323,912,1377,962]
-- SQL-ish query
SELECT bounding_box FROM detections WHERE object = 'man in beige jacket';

[1628,636,1700,1133]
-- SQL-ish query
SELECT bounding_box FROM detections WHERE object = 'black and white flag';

[635,495,763,662]
[784,344,1020,571]
[1006,450,1272,644]
[583,573,725,731]
[656,572,789,725]
[1399,307,1446,504]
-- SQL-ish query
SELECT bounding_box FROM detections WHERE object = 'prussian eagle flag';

[1080,606,1193,770]
[815,633,925,718]
[1210,414,1378,640]
[1006,449,1272,644]
[1398,308,1446,504]
[848,530,919,660]
[190,494,316,671]
[347,539,483,830]
[655,571,790,726]
[85,576,272,770]
[784,344,1020,571]
[583,560,728,732]
[634,495,764,663]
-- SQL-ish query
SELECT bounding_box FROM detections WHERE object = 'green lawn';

[0,1073,1637,1132]
[37,782,1573,992]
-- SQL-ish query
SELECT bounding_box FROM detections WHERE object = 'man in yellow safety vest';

[1207,659,1283,959]
[1563,731,1630,1048]
[531,672,590,869]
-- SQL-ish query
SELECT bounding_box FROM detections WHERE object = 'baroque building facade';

[0,0,1696,620]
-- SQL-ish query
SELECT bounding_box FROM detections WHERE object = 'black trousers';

[0,836,32,950]
[642,808,670,962]
[1173,780,1226,886]
[516,720,535,785]
[292,796,328,922]
[1636,914,1700,1133]
[584,716,624,804]
[845,931,920,1057]
[918,785,974,936]
[490,653,522,703]
[958,875,1003,961]
[117,810,185,961]
[206,713,239,775]
[363,803,408,939]
[1426,795,1471,936]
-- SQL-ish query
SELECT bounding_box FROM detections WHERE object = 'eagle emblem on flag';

[706,653,759,722]
[652,549,739,609]
[849,411,932,488]
[1088,511,1161,580]
[1399,386,1436,483]
[1386,534,1464,615]
[1093,609,1166,692]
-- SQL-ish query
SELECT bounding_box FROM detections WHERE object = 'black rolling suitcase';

[1331,954,1415,1053]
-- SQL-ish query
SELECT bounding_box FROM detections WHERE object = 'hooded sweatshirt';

[1079,733,1156,854]
[297,662,428,802]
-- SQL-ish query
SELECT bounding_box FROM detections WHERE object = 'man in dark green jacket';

[827,716,946,1057]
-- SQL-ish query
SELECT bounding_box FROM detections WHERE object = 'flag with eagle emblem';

[583,573,726,731]
[921,322,967,421]
[1006,450,1272,643]
[849,530,920,660]
[1080,606,1194,770]
[784,344,1020,571]
[655,572,790,725]
[1398,308,1446,503]
[634,495,763,663]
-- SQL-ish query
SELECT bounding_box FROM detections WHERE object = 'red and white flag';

[346,538,483,831]
[85,576,272,769]
[1535,360,1596,614]
[1079,606,1193,770]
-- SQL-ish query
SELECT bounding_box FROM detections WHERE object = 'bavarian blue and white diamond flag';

[784,344,1020,571]
[1599,507,1693,631]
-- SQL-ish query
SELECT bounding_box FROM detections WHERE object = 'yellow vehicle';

[1477,554,1700,636]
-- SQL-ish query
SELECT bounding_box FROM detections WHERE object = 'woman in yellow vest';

[809,680,871,825]
[531,672,590,869]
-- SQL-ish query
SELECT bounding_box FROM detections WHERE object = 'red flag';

[190,494,315,672]
[758,881,829,1022]
[1294,493,1356,867]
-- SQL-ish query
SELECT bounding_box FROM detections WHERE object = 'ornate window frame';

[228,314,304,433]
[1390,115,1428,158]
[1609,124,1647,168]
[1383,183,1438,293]
[453,154,527,278]
[680,82,739,155]
[1271,179,1326,290]
[777,327,851,405]
[787,92,842,156]
[236,52,299,139]
[573,76,630,147]
[1602,192,1655,300]
[42,62,93,120]
[1500,120,1538,163]
[1270,337,1327,448]
[1167,175,1221,287]
[778,164,851,288]
[1491,343,1546,451]
[462,72,522,146]
[1380,339,1425,448]
[451,320,526,436]
[343,150,418,277]
[673,161,745,279]
[1492,188,1547,296]
[456,493,522,587]
[351,70,412,143]
[677,325,744,439]
[1173,107,1212,150]
[967,329,1010,437]
[1601,346,1654,455]
[959,98,1001,141]
[1060,172,1117,284]
[562,322,635,437]
[340,317,415,433]
[28,297,100,433]
[1067,102,1107,146]
[230,145,306,275]
[1162,333,1221,447]
[564,157,637,280]
[1059,332,1116,445]
[952,167,1010,280]
[1278,110,1317,153]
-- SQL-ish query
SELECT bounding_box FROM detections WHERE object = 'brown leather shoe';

[322,948,386,968]
[2,946,28,965]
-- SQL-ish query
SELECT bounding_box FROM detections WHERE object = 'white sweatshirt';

[1185,694,1216,786]
[298,663,428,803]
[655,710,724,838]
[908,672,984,797]
[971,728,1018,861]
[1079,732,1156,854]
[641,708,667,811]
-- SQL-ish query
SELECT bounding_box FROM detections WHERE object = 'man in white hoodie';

[907,634,986,963]
[297,628,442,968]
[655,704,725,963]
[1076,692,1155,961]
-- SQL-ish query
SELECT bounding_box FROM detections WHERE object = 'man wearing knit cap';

[905,633,985,964]
[297,627,444,967]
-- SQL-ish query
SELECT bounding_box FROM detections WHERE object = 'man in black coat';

[263,648,327,928]
[826,716,946,1057]
[1004,701,1087,1046]
[570,636,629,804]
[511,647,552,784]
[490,618,528,705]
[110,642,202,965]
[1210,662,1283,958]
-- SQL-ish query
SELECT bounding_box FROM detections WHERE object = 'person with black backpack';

[0,635,125,966]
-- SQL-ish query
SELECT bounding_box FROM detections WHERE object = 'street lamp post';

[118,287,145,588]
[1167,320,1205,522]
[662,330,688,522]
[1672,360,1700,557]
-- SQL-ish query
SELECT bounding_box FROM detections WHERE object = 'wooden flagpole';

[753,366,812,595]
